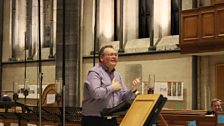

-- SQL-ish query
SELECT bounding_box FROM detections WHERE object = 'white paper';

[47,94,56,104]
[10,123,18,126]
[27,124,37,126]
[154,81,184,100]
[154,82,168,96]
[0,123,3,126]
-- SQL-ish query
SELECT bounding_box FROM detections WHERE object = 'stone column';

[56,0,81,107]
[26,0,33,60]
[0,0,4,96]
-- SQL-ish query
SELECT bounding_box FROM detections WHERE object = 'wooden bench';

[156,109,223,126]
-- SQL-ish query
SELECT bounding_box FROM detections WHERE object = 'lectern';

[120,94,167,126]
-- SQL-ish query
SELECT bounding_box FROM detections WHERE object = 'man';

[206,98,223,115]
[81,45,140,126]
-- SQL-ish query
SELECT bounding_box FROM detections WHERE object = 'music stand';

[120,94,167,126]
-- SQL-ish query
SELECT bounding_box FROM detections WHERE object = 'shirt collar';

[100,63,115,73]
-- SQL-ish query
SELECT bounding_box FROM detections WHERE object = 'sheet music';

[0,123,3,126]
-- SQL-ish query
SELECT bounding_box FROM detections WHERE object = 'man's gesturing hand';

[131,78,140,92]
[111,78,121,91]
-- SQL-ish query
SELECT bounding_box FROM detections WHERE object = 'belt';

[83,116,116,120]
[104,116,116,120]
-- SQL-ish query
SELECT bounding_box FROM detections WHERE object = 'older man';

[81,45,140,126]
[206,98,223,115]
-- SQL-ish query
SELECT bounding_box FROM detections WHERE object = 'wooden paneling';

[201,9,215,40]
[156,110,224,126]
[180,4,224,54]
[119,110,224,126]
[211,0,224,5]
[215,64,224,101]
[181,10,200,43]
[182,15,200,42]
[216,5,224,39]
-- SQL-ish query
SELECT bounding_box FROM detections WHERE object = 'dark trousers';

[81,116,118,126]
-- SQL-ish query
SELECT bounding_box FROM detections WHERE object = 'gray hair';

[211,98,222,107]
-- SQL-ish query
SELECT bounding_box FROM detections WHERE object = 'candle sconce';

[23,88,30,100]
[23,80,30,105]
[13,93,19,102]
[12,81,19,102]
[55,93,62,105]
[55,79,62,105]
[148,74,155,94]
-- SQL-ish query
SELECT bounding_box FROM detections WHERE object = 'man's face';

[212,101,222,113]
[100,47,118,71]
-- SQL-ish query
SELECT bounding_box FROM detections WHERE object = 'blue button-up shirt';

[82,63,134,117]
